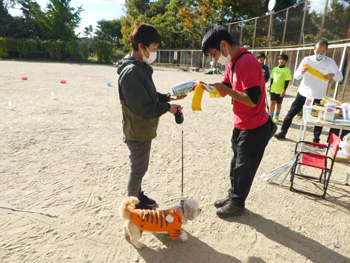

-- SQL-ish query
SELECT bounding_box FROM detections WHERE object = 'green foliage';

[115,49,127,60]
[66,40,82,61]
[41,39,64,60]
[0,0,14,37]
[0,37,16,58]
[0,37,9,58]
[95,19,123,46]
[16,39,36,58]
[83,25,93,39]
[29,0,83,41]
[81,39,89,61]
[93,39,115,64]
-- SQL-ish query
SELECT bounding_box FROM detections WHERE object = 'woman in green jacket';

[117,23,184,209]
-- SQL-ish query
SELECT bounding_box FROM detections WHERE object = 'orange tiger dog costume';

[130,206,182,240]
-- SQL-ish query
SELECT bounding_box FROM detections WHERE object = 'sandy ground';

[0,61,349,263]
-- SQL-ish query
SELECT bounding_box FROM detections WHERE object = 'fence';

[157,0,350,101]
[226,0,350,49]
[157,42,350,102]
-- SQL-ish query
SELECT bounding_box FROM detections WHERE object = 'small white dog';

[119,197,201,249]
[339,133,350,156]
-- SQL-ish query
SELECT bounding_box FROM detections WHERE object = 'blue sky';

[9,0,126,36]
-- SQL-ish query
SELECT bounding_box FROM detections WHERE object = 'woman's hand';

[323,73,335,80]
[190,81,204,92]
[169,104,182,114]
[169,94,187,101]
[301,67,308,74]
[209,82,230,97]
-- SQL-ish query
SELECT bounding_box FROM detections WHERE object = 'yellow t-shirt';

[271,66,292,94]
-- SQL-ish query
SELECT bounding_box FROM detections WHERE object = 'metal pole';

[191,51,193,69]
[267,13,273,45]
[292,49,300,85]
[239,25,243,46]
[281,9,289,46]
[202,53,205,69]
[228,24,231,34]
[180,50,182,67]
[169,50,171,64]
[346,24,350,42]
[299,0,308,45]
[333,46,347,100]
[252,18,257,49]
[318,0,329,40]
[341,54,350,101]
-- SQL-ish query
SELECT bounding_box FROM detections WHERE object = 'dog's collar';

[180,199,186,215]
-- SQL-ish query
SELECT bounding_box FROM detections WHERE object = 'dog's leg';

[179,230,188,241]
[127,221,145,249]
[123,222,130,239]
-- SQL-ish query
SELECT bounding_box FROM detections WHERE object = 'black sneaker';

[214,196,230,208]
[274,132,286,140]
[138,191,158,208]
[216,203,245,218]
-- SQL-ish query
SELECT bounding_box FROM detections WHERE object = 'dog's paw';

[134,242,146,249]
[180,231,188,241]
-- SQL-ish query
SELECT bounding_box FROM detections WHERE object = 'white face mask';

[315,53,326,61]
[217,47,232,65]
[141,46,157,64]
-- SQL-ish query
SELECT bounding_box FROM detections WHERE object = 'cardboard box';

[310,105,324,117]
[310,105,341,119]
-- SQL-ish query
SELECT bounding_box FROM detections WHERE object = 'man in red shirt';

[202,27,277,218]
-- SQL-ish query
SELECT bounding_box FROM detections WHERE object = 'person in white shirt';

[274,40,343,142]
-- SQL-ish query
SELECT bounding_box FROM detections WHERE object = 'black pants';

[229,118,277,208]
[281,93,322,142]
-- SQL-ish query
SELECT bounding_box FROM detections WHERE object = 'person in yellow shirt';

[269,54,292,122]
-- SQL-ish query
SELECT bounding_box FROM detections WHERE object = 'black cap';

[257,52,266,58]
[278,53,288,61]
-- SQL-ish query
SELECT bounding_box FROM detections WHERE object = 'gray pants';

[124,139,152,197]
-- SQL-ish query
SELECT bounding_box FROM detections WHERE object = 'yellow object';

[203,84,221,98]
[191,83,221,111]
[304,64,328,81]
[192,84,205,111]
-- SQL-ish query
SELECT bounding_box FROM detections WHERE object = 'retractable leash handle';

[175,108,184,124]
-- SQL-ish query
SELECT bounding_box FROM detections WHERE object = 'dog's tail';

[119,196,139,220]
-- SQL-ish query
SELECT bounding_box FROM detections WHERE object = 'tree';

[15,0,44,39]
[124,0,150,17]
[0,0,14,37]
[83,25,93,39]
[30,0,83,41]
[178,0,219,44]
[95,19,122,46]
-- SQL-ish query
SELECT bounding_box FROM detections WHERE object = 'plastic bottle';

[324,103,336,122]
[172,81,197,97]
[303,105,311,123]
[341,103,350,120]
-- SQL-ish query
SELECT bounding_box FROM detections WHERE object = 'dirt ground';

[0,61,349,263]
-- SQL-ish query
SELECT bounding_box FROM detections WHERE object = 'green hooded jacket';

[117,54,170,141]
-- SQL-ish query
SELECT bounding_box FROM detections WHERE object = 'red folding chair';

[290,133,341,198]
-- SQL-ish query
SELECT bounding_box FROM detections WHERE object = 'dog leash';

[181,123,184,200]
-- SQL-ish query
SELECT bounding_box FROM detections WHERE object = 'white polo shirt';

[294,55,343,99]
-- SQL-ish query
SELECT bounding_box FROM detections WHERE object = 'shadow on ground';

[223,210,350,263]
